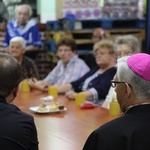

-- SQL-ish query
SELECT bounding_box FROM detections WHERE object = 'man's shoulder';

[0,104,33,121]
[12,104,34,123]
[97,115,127,133]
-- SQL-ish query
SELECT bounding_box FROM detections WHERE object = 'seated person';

[102,35,140,109]
[29,37,90,89]
[85,28,106,69]
[92,28,106,43]
[8,36,39,79]
[3,4,42,52]
[83,53,150,150]
[0,53,38,149]
[56,39,116,103]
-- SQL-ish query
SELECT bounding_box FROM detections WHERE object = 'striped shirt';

[44,55,90,85]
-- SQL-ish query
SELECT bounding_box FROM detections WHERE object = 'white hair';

[15,4,33,17]
[114,35,140,53]
[116,56,150,100]
[9,36,26,48]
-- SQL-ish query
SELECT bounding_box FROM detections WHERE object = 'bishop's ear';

[125,83,132,98]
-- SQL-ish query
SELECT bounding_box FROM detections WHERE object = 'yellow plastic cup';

[75,93,85,106]
[21,80,30,92]
[109,101,121,116]
[48,86,58,99]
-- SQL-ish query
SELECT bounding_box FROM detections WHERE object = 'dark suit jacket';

[83,104,150,150]
[0,96,39,150]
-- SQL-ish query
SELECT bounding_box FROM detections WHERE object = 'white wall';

[37,0,63,23]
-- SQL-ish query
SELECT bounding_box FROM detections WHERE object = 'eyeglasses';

[111,80,126,88]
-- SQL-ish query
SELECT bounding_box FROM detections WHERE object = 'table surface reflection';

[14,90,118,150]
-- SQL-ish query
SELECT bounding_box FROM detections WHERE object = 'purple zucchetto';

[127,53,150,81]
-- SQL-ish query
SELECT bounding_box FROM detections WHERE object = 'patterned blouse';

[44,55,90,85]
[21,56,39,79]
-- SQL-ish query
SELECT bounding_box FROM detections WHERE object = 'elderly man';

[83,53,150,150]
[0,53,38,150]
[3,4,42,52]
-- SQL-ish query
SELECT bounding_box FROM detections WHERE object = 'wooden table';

[14,90,118,150]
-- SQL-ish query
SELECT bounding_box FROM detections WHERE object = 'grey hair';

[15,4,33,17]
[116,56,150,100]
[114,35,140,53]
[9,36,26,48]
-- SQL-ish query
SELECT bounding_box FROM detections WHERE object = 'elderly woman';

[8,36,39,79]
[57,39,116,102]
[102,35,140,109]
[28,37,89,90]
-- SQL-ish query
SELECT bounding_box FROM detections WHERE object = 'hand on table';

[65,90,76,100]
[28,78,49,92]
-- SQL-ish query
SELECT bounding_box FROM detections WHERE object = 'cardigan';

[71,66,116,100]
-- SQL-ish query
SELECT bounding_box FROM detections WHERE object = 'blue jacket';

[3,19,42,48]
